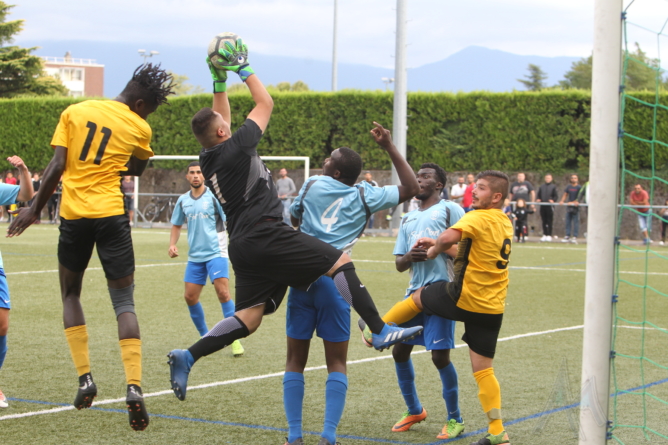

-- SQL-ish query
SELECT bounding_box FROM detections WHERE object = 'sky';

[10,0,668,70]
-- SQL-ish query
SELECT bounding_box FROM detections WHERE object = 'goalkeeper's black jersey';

[200,119,283,238]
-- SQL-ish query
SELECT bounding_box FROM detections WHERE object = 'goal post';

[579,0,623,443]
[131,155,311,227]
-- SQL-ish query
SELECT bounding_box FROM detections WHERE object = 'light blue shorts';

[0,270,10,310]
[287,276,351,343]
[400,294,455,350]
[637,212,649,231]
[184,257,229,285]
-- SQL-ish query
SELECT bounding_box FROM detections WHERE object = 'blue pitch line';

[6,378,668,444]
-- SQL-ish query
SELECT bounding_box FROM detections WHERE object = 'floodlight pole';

[391,0,408,229]
[579,0,623,443]
[332,0,338,92]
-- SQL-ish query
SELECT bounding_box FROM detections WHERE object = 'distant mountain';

[19,40,580,96]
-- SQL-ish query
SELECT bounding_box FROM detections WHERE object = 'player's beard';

[192,183,203,188]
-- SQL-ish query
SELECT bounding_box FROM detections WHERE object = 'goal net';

[130,155,310,227]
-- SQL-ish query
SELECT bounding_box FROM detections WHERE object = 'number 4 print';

[321,198,344,233]
[79,121,112,165]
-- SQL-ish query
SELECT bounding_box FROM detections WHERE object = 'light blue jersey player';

[389,163,466,440]
[281,123,420,445]
[169,162,243,357]
[0,156,36,408]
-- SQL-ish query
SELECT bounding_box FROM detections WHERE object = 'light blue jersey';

[0,184,19,270]
[394,200,465,294]
[171,188,226,263]
[290,175,399,251]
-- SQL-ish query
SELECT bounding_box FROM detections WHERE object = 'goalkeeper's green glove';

[217,38,255,82]
[207,56,228,93]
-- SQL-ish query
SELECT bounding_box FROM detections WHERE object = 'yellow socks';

[119,338,142,386]
[64,325,90,376]
[382,295,422,326]
[474,367,504,435]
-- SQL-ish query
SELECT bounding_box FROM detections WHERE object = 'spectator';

[513,198,533,243]
[461,173,475,212]
[30,172,41,222]
[450,176,466,205]
[122,176,135,225]
[629,184,651,244]
[536,174,558,242]
[559,174,582,244]
[503,198,513,221]
[4,172,16,223]
[363,171,379,229]
[47,178,62,223]
[276,168,296,226]
[660,198,668,246]
[509,172,535,211]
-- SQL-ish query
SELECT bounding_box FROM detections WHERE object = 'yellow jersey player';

[7,64,174,431]
[361,170,514,445]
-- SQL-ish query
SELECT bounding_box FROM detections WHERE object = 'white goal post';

[131,155,311,227]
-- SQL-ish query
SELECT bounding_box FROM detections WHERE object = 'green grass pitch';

[0,225,666,444]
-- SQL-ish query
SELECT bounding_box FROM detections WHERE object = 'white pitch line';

[5,262,186,276]
[0,324,585,422]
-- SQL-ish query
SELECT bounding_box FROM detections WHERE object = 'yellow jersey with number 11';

[449,208,513,315]
[50,100,154,220]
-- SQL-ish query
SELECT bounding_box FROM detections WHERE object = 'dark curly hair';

[121,63,175,106]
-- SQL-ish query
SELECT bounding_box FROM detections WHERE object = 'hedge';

[0,91,665,173]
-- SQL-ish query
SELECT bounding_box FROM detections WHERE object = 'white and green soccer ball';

[208,32,241,69]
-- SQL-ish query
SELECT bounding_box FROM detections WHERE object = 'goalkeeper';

[361,170,514,445]
[167,37,422,402]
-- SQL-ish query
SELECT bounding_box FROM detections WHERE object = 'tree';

[560,44,664,91]
[517,64,548,91]
[168,72,205,96]
[559,56,592,90]
[0,2,67,97]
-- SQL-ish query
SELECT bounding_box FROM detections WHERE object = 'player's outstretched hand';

[413,237,435,250]
[6,207,38,238]
[207,56,228,93]
[168,245,179,258]
[370,122,393,148]
[217,38,255,82]
[6,156,27,171]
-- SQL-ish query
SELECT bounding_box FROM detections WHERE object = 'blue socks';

[395,359,422,415]
[187,302,208,337]
[438,362,462,422]
[322,372,348,445]
[0,335,6,370]
[283,372,305,443]
[221,300,235,319]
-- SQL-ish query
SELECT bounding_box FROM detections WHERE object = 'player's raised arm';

[6,156,34,202]
[370,122,418,202]
[208,55,232,125]
[213,37,273,132]
[7,147,67,237]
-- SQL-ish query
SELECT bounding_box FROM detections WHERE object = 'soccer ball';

[208,32,240,69]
